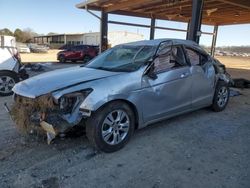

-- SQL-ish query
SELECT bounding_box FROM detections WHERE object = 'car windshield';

[85,45,156,72]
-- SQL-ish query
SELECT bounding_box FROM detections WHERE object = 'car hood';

[13,66,123,98]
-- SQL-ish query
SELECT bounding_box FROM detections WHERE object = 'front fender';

[79,89,144,128]
[79,87,131,111]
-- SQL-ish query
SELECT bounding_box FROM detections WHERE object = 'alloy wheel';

[0,76,16,94]
[101,110,130,145]
[217,86,228,108]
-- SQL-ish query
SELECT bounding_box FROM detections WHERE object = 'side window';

[154,46,186,73]
[76,46,82,51]
[81,46,87,51]
[154,55,172,73]
[186,48,200,66]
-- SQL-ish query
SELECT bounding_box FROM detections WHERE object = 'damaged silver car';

[11,39,231,152]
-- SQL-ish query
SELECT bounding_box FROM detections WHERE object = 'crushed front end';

[11,92,88,144]
[212,58,233,85]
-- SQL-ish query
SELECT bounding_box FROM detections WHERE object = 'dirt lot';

[20,50,61,63]
[216,56,250,80]
[217,56,250,70]
[1,87,250,188]
[0,56,250,187]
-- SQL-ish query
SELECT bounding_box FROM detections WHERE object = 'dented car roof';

[119,38,206,54]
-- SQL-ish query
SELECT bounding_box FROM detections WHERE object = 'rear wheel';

[86,102,135,153]
[83,55,91,63]
[212,81,230,112]
[0,71,19,96]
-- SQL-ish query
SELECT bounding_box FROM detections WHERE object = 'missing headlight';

[59,96,77,113]
[57,89,93,114]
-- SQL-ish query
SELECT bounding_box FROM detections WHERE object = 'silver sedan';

[12,39,231,152]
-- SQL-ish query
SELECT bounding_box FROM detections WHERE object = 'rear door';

[184,47,216,108]
[87,46,98,57]
[141,44,192,123]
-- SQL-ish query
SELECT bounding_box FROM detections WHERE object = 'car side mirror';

[147,65,158,80]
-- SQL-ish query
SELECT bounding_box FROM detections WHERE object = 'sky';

[0,0,250,47]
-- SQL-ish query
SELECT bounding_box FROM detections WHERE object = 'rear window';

[186,48,200,66]
[185,47,209,66]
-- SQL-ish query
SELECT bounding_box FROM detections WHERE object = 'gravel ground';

[0,63,249,188]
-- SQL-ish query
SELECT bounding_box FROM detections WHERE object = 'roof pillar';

[100,11,108,52]
[211,25,219,57]
[186,21,190,39]
[150,18,156,40]
[187,0,204,43]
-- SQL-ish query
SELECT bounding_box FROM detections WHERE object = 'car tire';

[59,55,66,63]
[212,81,230,112]
[0,71,19,96]
[86,101,135,153]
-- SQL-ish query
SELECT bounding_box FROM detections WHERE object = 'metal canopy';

[76,0,250,54]
[76,0,250,25]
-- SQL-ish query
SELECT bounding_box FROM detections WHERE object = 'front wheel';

[0,71,19,96]
[59,55,66,63]
[86,102,135,153]
[212,81,230,112]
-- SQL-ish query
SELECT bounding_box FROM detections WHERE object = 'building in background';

[34,31,144,48]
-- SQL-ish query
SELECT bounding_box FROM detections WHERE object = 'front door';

[141,45,192,123]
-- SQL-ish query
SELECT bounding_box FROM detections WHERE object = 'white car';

[0,35,28,96]
[17,43,31,53]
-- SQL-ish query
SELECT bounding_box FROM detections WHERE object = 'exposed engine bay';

[11,92,86,144]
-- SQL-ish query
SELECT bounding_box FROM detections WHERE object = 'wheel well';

[59,54,65,58]
[101,99,139,130]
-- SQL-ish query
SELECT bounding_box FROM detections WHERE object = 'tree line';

[203,46,250,54]
[216,46,250,54]
[0,28,39,43]
[1,28,250,53]
[200,45,250,54]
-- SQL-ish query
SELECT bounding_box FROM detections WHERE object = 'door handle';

[180,72,189,78]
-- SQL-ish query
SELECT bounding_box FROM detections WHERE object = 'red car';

[57,45,99,63]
